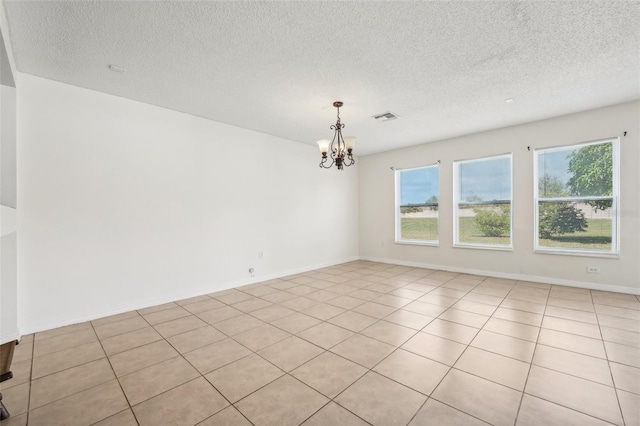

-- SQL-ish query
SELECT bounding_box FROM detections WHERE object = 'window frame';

[533,138,620,257]
[453,153,513,250]
[394,163,440,246]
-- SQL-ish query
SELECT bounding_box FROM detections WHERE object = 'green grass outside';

[400,217,438,241]
[539,218,612,251]
[401,217,612,250]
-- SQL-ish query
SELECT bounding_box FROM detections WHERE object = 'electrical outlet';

[258,251,264,260]
[249,267,255,277]
[587,266,600,274]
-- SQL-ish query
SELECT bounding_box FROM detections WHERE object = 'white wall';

[1,35,18,342]
[359,101,640,293]
[1,80,16,208]
[1,210,17,342]
[17,74,359,334]
[0,83,17,340]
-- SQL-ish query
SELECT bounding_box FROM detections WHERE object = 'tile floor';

[1,261,639,425]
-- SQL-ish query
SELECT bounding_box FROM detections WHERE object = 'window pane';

[459,157,511,203]
[538,200,613,251]
[398,166,439,242]
[455,155,512,247]
[400,167,439,206]
[458,202,511,245]
[538,142,613,198]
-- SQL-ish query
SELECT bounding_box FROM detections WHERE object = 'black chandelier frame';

[319,101,355,170]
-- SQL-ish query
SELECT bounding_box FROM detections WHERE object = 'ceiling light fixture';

[316,101,356,170]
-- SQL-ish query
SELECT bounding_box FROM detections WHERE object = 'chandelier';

[316,101,356,170]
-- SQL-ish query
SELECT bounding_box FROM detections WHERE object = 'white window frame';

[533,138,620,257]
[395,164,439,246]
[453,153,513,250]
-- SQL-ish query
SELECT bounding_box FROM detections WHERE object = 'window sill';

[395,240,439,247]
[534,248,619,259]
[453,244,513,252]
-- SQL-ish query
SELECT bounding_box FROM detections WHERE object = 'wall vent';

[372,112,400,122]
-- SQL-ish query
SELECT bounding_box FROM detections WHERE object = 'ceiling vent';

[372,112,400,122]
[108,64,126,73]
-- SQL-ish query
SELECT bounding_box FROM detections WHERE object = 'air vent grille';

[372,112,400,121]
[108,64,126,73]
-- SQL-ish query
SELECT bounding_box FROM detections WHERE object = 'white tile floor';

[1,260,639,425]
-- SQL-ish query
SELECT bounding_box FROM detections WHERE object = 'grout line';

[160,333,240,413]
[417,397,494,426]
[24,336,35,424]
[534,340,605,360]
[593,288,627,425]
[24,330,143,423]
[404,276,490,425]
[88,319,140,425]
[513,281,550,425]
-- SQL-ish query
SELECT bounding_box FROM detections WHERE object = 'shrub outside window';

[534,138,619,255]
[395,165,439,244]
[454,154,513,249]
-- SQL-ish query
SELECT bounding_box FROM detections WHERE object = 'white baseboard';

[19,254,638,336]
[18,255,361,336]
[360,256,640,295]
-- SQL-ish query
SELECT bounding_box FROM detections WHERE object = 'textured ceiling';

[3,1,639,155]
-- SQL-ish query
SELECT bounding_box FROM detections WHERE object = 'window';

[534,138,619,255]
[395,164,439,244]
[454,154,512,248]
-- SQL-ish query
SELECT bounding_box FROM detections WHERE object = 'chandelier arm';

[319,156,334,168]
[330,128,340,156]
[335,124,344,154]
[330,144,337,158]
